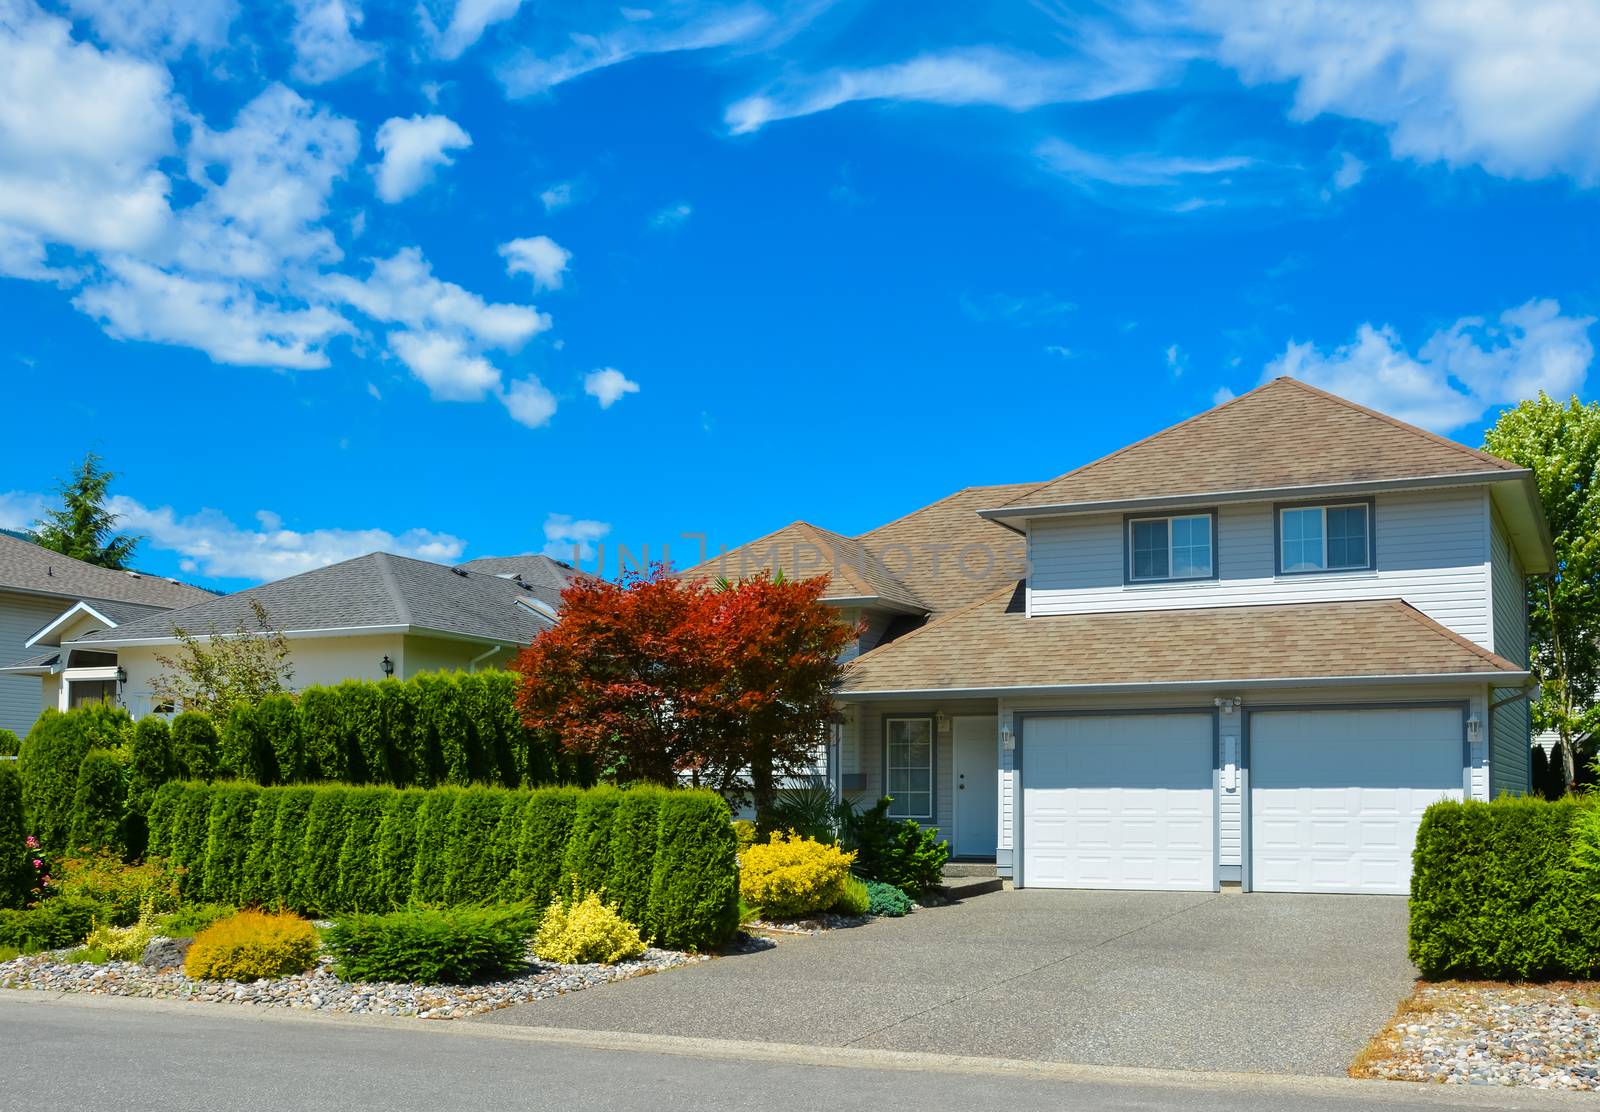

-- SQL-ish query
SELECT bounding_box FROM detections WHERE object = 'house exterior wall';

[115,633,408,716]
[398,634,515,676]
[0,589,74,738]
[842,697,999,844]
[1489,509,1532,797]
[1026,487,1494,648]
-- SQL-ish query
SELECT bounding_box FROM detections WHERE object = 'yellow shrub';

[534,890,646,964]
[85,898,160,961]
[184,910,319,981]
[732,820,757,855]
[739,832,855,920]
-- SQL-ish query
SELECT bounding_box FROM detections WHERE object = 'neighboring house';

[0,551,582,721]
[680,378,1547,895]
[0,533,214,737]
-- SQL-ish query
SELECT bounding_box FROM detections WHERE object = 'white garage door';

[1250,707,1464,895]
[1022,714,1214,891]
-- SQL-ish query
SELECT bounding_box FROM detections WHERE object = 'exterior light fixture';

[380,655,395,678]
[1466,714,1483,742]
[1000,724,1015,751]
[115,666,127,684]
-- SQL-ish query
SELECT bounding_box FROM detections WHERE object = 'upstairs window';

[1127,512,1214,582]
[1279,502,1372,574]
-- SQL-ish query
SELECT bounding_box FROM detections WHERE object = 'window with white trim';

[885,716,933,820]
[1127,513,1213,582]
[1279,503,1371,573]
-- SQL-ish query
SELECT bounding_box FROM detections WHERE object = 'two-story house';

[682,378,1548,896]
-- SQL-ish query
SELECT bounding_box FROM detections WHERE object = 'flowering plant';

[23,834,51,904]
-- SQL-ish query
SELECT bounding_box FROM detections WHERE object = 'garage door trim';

[1013,707,1220,890]
[1240,700,1470,893]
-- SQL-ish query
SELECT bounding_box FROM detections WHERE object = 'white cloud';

[62,0,235,57]
[106,494,467,582]
[289,0,380,84]
[74,257,353,370]
[499,235,570,290]
[177,84,360,281]
[540,181,574,211]
[584,367,639,408]
[1044,344,1072,359]
[0,5,175,253]
[388,329,501,400]
[373,114,472,203]
[1265,298,1595,432]
[725,41,1186,133]
[428,0,524,61]
[500,4,772,97]
[1185,0,1600,183]
[0,223,72,282]
[651,201,693,229]
[324,247,549,349]
[1035,137,1293,212]
[960,290,1075,325]
[1331,152,1365,191]
[501,375,558,428]
[0,489,46,532]
[1211,385,1236,405]
[1165,343,1185,376]
[541,512,610,561]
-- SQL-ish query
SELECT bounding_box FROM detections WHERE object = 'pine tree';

[30,453,141,569]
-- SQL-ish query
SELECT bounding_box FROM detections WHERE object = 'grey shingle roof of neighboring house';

[455,553,590,612]
[0,649,61,674]
[70,552,557,648]
[0,533,215,609]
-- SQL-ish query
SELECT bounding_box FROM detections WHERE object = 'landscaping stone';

[747,913,869,936]
[139,937,192,972]
[1353,983,1600,1090]
[1,946,703,1020]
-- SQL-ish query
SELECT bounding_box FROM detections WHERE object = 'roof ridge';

[796,523,927,607]
[857,482,1041,541]
[998,380,1284,508]
[1278,378,1523,473]
[371,552,413,627]
[1385,598,1522,671]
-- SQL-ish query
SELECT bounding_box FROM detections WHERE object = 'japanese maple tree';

[513,567,856,820]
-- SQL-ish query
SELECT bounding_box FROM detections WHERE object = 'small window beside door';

[884,716,934,820]
[1277,501,1374,574]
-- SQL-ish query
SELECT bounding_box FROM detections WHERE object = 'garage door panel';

[1250,707,1463,895]
[1022,713,1215,892]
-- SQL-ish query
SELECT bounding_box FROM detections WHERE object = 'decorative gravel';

[747,913,869,936]
[0,947,703,1020]
[1353,983,1600,1090]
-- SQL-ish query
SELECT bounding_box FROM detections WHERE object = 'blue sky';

[1,0,1597,589]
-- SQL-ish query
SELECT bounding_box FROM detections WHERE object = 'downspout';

[1488,679,1541,796]
[467,644,505,673]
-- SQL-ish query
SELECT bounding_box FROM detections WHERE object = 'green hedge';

[200,672,572,790]
[67,749,128,857]
[1410,797,1600,980]
[144,781,737,949]
[0,764,28,910]
[19,709,107,853]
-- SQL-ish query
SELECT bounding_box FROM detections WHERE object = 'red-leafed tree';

[513,567,857,821]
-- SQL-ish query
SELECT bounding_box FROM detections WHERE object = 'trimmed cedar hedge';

[204,672,578,790]
[145,781,739,950]
[1410,797,1600,980]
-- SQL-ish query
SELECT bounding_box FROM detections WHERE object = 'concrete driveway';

[478,889,1416,1076]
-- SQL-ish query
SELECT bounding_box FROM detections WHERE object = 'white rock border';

[1354,982,1600,1090]
[0,946,704,1020]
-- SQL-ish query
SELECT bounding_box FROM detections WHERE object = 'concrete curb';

[1,988,1592,1108]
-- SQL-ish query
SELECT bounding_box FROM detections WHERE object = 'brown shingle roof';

[859,483,1036,613]
[0,533,214,610]
[995,377,1523,513]
[679,521,929,612]
[840,587,1525,694]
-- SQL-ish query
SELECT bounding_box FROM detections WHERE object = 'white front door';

[1250,707,1464,895]
[1022,713,1215,891]
[952,716,999,858]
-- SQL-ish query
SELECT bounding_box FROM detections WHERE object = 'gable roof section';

[0,533,215,610]
[71,552,554,648]
[858,482,1036,614]
[455,553,591,613]
[839,587,1526,696]
[678,520,929,613]
[992,378,1524,514]
[25,598,167,648]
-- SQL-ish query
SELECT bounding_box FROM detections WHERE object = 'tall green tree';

[1484,393,1600,789]
[30,452,141,569]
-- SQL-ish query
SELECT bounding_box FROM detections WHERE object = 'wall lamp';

[380,655,395,678]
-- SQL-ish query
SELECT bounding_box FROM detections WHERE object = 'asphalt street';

[1,992,1590,1112]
